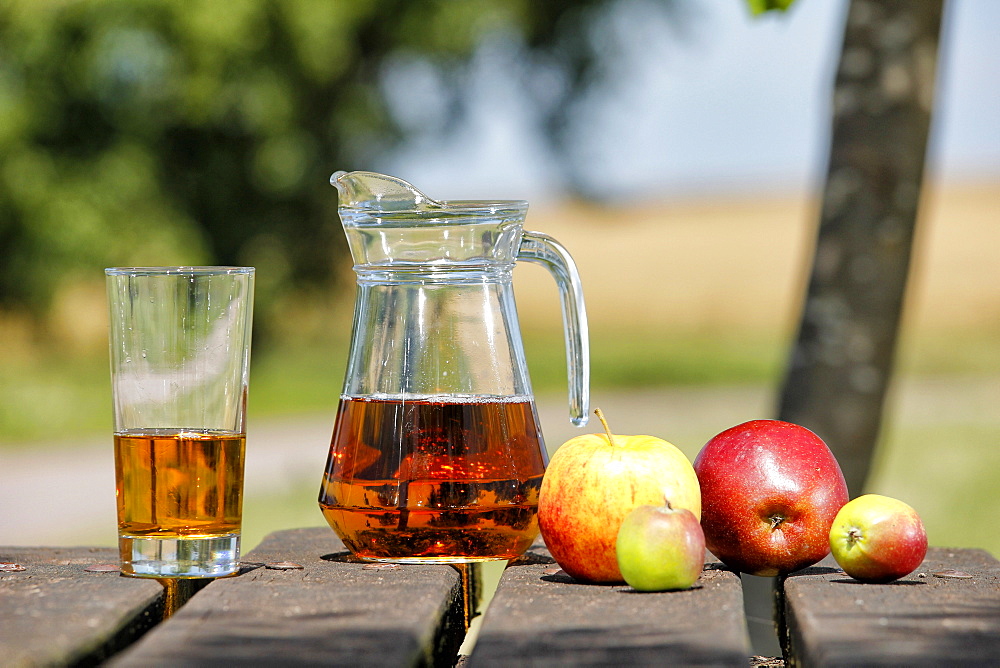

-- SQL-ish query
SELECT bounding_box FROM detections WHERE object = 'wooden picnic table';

[3,528,999,666]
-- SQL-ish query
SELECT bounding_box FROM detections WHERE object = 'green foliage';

[0,0,694,339]
[746,0,797,16]
[0,0,531,329]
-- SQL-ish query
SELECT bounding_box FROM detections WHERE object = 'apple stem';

[594,408,618,448]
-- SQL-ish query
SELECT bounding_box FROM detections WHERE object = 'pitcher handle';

[518,231,590,426]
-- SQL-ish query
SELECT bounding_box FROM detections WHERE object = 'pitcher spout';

[331,169,530,269]
[331,170,442,212]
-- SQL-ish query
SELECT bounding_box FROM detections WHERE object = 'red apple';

[538,409,701,583]
[693,419,849,576]
[829,494,928,583]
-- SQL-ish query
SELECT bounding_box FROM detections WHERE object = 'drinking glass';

[106,266,254,578]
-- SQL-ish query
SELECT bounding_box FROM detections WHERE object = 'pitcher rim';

[339,199,529,217]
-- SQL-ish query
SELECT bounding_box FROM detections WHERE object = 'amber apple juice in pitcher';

[320,396,546,561]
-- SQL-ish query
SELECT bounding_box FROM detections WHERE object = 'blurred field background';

[1,0,998,569]
[3,181,998,557]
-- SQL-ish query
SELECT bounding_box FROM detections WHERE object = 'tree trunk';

[777,0,945,496]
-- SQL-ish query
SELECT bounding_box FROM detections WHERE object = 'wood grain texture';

[468,542,751,667]
[0,545,164,667]
[109,527,468,667]
[781,547,1000,667]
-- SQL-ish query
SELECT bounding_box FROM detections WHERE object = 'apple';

[693,419,849,576]
[829,494,927,583]
[537,408,701,583]
[616,500,705,591]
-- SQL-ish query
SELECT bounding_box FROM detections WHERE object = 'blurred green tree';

[0,0,406,331]
[0,0,687,340]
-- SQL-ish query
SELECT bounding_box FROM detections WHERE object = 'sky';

[384,0,1000,203]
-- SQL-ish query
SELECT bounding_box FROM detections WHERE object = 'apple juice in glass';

[317,171,590,563]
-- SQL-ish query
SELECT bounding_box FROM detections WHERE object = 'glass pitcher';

[318,171,589,563]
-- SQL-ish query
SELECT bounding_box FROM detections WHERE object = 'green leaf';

[746,0,797,16]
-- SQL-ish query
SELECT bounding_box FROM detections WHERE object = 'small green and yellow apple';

[829,494,928,583]
[616,500,705,591]
[693,419,849,576]
[537,409,701,583]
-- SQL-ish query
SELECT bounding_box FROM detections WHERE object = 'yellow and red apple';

[537,409,701,583]
[829,494,928,583]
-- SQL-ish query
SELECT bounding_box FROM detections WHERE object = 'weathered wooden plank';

[781,547,1000,667]
[0,545,164,667]
[468,541,751,667]
[109,527,468,667]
